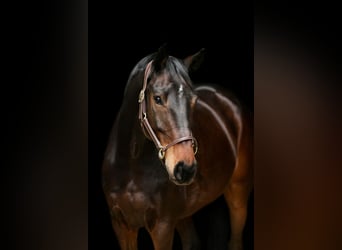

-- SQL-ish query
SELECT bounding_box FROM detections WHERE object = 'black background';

[89,2,254,250]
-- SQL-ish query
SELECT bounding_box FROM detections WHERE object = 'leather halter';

[138,60,198,160]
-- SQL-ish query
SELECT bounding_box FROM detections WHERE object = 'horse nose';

[173,161,197,184]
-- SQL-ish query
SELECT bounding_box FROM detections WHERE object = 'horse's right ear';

[153,44,168,72]
[183,48,206,73]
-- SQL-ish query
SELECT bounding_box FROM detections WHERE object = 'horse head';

[139,46,205,185]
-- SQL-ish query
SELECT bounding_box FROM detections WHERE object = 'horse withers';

[102,46,253,250]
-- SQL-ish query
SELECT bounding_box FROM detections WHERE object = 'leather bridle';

[138,60,198,160]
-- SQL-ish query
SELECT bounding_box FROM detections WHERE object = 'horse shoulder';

[194,84,252,184]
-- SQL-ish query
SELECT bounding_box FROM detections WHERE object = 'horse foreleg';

[224,182,251,250]
[111,220,138,250]
[148,220,175,250]
[176,217,201,250]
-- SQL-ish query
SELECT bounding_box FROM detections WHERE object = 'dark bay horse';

[102,47,253,250]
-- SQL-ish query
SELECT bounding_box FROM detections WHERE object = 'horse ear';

[153,44,168,72]
[183,48,206,73]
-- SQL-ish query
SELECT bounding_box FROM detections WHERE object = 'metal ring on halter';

[158,148,165,160]
[192,138,198,155]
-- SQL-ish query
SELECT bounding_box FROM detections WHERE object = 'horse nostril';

[174,161,197,183]
[174,161,183,182]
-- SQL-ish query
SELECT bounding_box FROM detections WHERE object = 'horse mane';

[123,54,154,97]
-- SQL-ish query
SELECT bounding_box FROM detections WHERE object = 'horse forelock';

[156,57,192,89]
[123,54,193,101]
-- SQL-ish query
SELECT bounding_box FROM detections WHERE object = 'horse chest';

[109,180,159,229]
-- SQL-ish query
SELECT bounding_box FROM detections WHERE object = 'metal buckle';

[192,139,198,155]
[138,90,145,103]
[158,148,165,160]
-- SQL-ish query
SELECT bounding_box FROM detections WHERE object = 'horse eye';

[153,96,163,105]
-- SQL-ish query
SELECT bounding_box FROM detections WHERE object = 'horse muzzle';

[170,160,197,185]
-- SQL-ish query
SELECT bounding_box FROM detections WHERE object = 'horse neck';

[115,71,153,154]
[119,83,142,136]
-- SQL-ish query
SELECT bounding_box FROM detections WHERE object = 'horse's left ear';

[183,48,206,73]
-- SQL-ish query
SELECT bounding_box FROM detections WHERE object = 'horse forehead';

[154,69,185,82]
[153,73,184,90]
[154,71,170,82]
[151,74,169,88]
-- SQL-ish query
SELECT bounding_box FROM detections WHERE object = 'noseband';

[138,60,198,160]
